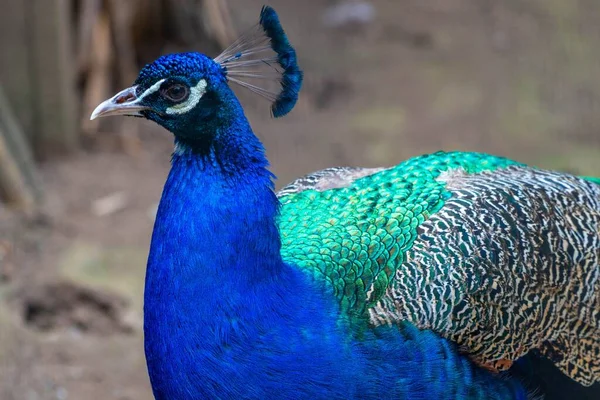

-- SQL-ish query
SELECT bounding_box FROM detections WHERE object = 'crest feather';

[214,6,303,117]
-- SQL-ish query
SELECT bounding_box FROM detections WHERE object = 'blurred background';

[0,0,599,399]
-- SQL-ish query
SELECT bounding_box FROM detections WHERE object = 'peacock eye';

[161,84,190,102]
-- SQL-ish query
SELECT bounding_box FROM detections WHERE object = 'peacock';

[90,6,600,400]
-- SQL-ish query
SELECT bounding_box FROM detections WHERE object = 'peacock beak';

[90,86,151,120]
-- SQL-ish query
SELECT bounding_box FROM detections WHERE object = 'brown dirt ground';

[1,1,600,399]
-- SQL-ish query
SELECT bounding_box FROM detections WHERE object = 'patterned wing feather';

[277,166,387,197]
[277,151,600,386]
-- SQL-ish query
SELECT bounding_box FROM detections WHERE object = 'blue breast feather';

[144,152,530,399]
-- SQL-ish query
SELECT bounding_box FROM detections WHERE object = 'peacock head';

[90,6,302,145]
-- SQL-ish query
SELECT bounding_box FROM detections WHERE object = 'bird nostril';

[115,92,136,104]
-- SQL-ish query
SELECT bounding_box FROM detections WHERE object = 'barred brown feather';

[277,155,600,387]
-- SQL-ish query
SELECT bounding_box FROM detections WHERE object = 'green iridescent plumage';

[279,152,521,318]
[583,176,600,185]
[278,151,600,386]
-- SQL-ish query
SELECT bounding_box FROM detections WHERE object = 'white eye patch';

[166,79,208,115]
[137,79,167,102]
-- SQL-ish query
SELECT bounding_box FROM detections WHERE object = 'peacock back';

[278,151,600,386]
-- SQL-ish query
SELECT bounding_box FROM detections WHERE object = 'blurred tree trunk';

[0,0,235,161]
[0,86,41,210]
[131,0,235,65]
[0,0,78,159]
[30,0,79,157]
[0,1,35,144]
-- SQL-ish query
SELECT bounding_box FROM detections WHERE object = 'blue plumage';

[142,110,527,400]
[136,53,226,87]
[88,6,600,400]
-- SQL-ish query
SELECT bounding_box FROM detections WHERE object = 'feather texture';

[92,5,600,399]
[215,6,303,117]
[277,152,600,387]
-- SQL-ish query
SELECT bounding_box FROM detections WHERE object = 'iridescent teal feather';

[279,152,522,317]
[278,151,600,387]
[583,176,600,185]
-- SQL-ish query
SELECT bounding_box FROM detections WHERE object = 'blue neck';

[143,115,528,399]
[144,133,359,398]
[144,116,357,398]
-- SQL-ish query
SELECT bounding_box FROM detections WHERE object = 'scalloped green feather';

[278,151,521,319]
